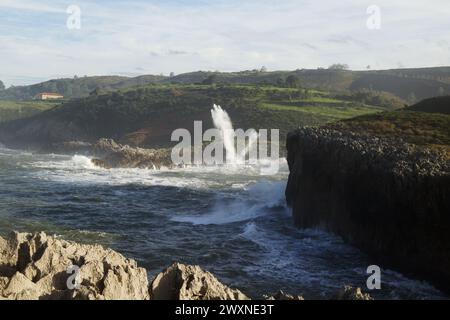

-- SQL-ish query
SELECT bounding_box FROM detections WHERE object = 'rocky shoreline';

[48,138,173,169]
[285,127,450,292]
[0,231,371,300]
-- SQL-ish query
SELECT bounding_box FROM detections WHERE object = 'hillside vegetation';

[349,73,450,102]
[329,94,450,150]
[0,100,57,123]
[0,84,385,150]
[330,110,450,148]
[405,96,450,115]
[0,75,164,100]
[2,66,450,102]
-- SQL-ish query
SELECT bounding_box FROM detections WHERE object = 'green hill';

[405,96,450,115]
[2,67,450,102]
[0,100,57,123]
[0,75,165,100]
[0,84,384,150]
[349,72,450,102]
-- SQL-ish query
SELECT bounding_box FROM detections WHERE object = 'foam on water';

[29,155,215,189]
[238,221,446,299]
[171,181,287,225]
[27,153,288,192]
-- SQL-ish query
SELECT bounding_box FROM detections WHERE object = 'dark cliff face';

[286,127,450,291]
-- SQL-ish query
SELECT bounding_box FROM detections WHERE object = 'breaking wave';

[171,181,287,225]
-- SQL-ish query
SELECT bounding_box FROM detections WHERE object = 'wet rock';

[334,286,373,300]
[48,138,174,169]
[0,232,149,300]
[150,263,250,300]
[90,138,173,169]
[264,290,304,300]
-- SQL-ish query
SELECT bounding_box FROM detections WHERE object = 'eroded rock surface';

[264,290,304,300]
[90,138,173,169]
[150,263,250,300]
[1,231,377,300]
[50,138,173,169]
[0,232,149,300]
[334,286,373,300]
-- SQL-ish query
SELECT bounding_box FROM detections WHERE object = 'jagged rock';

[46,138,174,169]
[150,263,250,300]
[0,232,149,300]
[334,286,373,300]
[2,272,41,300]
[90,138,173,169]
[264,290,304,300]
[0,231,380,301]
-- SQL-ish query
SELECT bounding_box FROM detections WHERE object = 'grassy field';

[0,100,57,122]
[261,102,382,120]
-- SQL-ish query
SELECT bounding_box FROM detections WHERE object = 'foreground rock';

[150,263,250,300]
[0,232,149,300]
[0,232,249,300]
[1,231,373,300]
[286,127,450,292]
[264,290,304,300]
[334,286,373,300]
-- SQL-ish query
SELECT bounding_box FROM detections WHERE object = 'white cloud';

[0,0,64,13]
[0,0,449,86]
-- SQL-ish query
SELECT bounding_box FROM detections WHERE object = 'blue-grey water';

[0,147,446,299]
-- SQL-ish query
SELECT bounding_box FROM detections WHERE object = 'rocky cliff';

[286,127,450,291]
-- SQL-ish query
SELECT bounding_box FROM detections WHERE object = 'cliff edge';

[285,111,450,291]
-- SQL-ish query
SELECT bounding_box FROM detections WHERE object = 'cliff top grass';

[0,100,57,123]
[330,110,450,155]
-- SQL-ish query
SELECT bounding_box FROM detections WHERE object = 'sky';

[0,0,450,86]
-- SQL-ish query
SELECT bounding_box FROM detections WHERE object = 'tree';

[303,88,310,99]
[0,80,5,91]
[202,74,218,85]
[328,63,349,71]
[90,87,105,96]
[260,66,267,73]
[285,75,301,88]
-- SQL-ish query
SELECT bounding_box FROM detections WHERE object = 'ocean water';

[0,147,446,299]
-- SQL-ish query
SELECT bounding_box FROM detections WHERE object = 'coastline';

[0,231,371,300]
